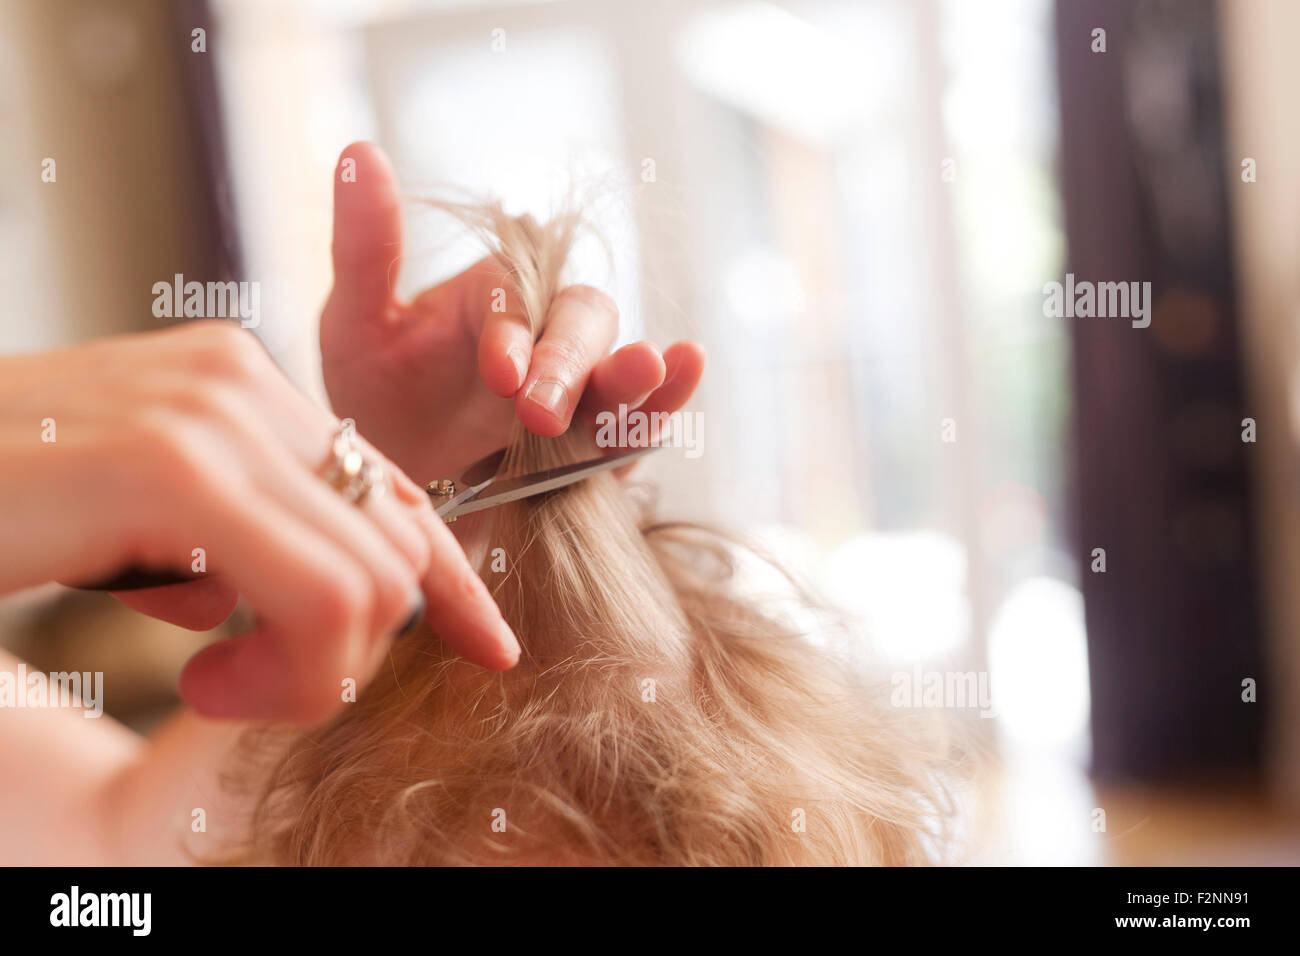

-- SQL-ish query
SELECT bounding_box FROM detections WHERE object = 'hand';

[320,142,706,485]
[0,321,519,723]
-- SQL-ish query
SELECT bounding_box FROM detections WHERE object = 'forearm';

[0,649,249,864]
[0,648,141,863]
[99,708,252,865]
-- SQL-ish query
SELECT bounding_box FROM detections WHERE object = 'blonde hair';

[231,203,959,865]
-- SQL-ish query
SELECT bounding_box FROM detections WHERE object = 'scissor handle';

[72,566,200,591]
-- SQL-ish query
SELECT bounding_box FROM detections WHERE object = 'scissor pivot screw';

[428,478,458,521]
[428,478,456,498]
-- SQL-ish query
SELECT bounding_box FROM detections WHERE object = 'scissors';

[76,444,660,591]
[428,443,657,522]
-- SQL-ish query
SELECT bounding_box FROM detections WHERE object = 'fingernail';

[525,379,567,416]
[396,590,426,638]
[507,348,528,389]
[497,621,521,666]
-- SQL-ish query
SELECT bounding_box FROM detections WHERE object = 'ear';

[328,141,405,321]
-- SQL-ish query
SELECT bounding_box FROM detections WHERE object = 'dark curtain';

[1055,0,1265,780]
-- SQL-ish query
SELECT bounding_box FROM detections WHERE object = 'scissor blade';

[433,475,495,519]
[442,444,659,519]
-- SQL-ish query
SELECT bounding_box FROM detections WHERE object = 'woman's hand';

[0,320,519,723]
[319,142,706,485]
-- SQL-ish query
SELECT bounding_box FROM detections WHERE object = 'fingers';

[478,294,534,397]
[452,255,534,397]
[146,322,519,722]
[350,432,519,669]
[516,285,619,437]
[111,577,239,631]
[582,339,705,439]
[584,341,667,411]
[599,341,706,474]
[242,374,520,672]
[234,357,432,580]
[419,519,520,670]
[247,427,424,643]
[369,450,521,668]
[328,141,404,322]
[176,493,390,723]
[637,341,707,422]
[178,447,516,722]
[340,435,521,670]
[160,348,424,656]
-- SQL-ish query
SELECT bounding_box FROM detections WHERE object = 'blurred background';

[2,0,1298,864]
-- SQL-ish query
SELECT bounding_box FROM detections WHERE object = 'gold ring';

[318,419,386,506]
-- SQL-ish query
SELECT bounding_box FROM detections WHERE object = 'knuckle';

[374,572,414,630]
[195,383,248,427]
[128,390,252,496]
[314,570,374,637]
[186,320,265,380]
[399,526,433,577]
[557,284,618,321]
[534,337,587,378]
[446,568,488,608]
[134,414,214,490]
[165,380,247,430]
[412,533,434,574]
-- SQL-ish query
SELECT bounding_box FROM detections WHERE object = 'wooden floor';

[968,756,1300,865]
[1093,782,1300,866]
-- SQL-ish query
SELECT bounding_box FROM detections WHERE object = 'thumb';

[329,141,404,320]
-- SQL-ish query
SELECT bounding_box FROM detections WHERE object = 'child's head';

[230,203,958,865]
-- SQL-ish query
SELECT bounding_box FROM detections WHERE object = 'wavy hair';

[229,203,961,865]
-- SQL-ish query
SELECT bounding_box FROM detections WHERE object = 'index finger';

[417,514,521,670]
